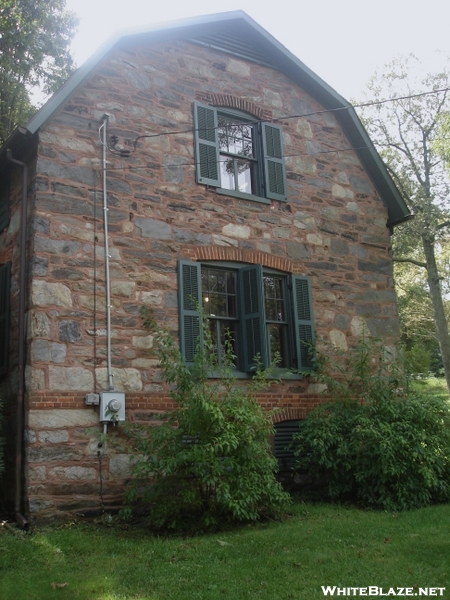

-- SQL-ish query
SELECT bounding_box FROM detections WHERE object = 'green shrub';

[404,343,432,378]
[292,336,450,510]
[121,312,290,531]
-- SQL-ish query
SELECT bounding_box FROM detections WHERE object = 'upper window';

[218,115,256,195]
[193,102,287,202]
[178,260,314,374]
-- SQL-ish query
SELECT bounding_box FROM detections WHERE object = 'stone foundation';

[24,387,324,522]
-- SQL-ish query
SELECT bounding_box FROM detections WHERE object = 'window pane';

[209,318,218,354]
[228,124,242,155]
[218,118,254,158]
[208,293,227,316]
[219,321,237,366]
[268,323,287,368]
[202,268,237,318]
[220,157,235,190]
[220,156,255,194]
[236,160,254,194]
[264,276,275,297]
[201,270,208,292]
[275,277,284,298]
[218,117,230,152]
[231,123,254,157]
[265,297,277,321]
[226,271,236,294]
[276,300,285,321]
[264,275,289,367]
[209,319,237,367]
[215,271,226,293]
[264,275,286,322]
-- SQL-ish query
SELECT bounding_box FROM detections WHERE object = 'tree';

[0,0,78,144]
[435,109,450,190]
[358,55,450,393]
[393,234,450,377]
[435,110,450,162]
[394,261,445,376]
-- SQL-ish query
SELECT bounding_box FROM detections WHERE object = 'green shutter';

[0,262,11,377]
[261,123,287,201]
[193,102,220,187]
[239,265,268,371]
[0,178,10,232]
[273,419,302,470]
[291,275,314,370]
[178,260,202,364]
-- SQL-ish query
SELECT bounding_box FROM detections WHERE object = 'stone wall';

[8,38,399,520]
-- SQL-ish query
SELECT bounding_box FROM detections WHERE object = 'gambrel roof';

[0,10,411,227]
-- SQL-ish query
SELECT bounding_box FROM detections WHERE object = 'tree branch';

[436,221,450,231]
[393,257,427,268]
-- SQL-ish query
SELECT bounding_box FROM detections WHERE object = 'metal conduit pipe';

[6,150,30,531]
[100,114,114,392]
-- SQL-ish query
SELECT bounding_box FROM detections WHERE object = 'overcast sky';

[65,0,450,101]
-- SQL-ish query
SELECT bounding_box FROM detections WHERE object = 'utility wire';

[109,85,450,157]
[100,85,450,168]
[104,144,444,173]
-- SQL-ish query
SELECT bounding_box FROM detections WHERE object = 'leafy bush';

[292,336,450,510]
[404,343,432,379]
[121,312,290,531]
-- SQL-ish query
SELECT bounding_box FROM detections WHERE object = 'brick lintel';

[195,92,273,121]
[194,247,293,272]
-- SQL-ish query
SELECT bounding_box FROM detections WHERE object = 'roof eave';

[26,11,251,136]
[0,127,33,172]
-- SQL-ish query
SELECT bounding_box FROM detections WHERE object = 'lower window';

[178,260,314,373]
[273,420,303,470]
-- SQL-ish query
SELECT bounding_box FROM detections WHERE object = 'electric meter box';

[99,391,126,422]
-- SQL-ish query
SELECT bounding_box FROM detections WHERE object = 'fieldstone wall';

[4,37,400,520]
[25,408,135,518]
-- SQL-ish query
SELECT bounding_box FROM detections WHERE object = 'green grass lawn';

[410,377,449,399]
[1,502,450,600]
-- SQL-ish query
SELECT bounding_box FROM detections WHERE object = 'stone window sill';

[215,188,272,205]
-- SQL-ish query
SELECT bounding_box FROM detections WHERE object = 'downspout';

[6,150,30,531]
[100,114,114,392]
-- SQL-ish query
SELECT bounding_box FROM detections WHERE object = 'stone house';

[0,11,411,524]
